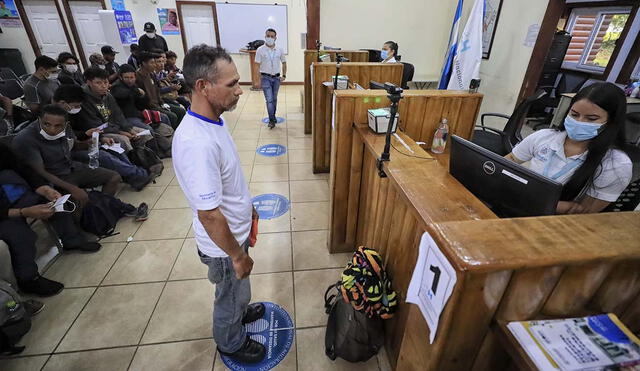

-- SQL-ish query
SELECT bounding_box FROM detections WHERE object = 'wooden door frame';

[176,0,220,55]
[14,0,76,59]
[306,0,319,49]
[62,0,107,70]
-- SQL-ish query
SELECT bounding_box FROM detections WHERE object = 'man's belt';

[261,73,280,78]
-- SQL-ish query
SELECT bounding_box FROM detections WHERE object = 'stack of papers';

[101,142,125,154]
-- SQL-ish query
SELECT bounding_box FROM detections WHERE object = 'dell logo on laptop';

[483,161,496,175]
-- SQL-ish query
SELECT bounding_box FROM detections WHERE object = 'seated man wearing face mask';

[23,56,61,114]
[54,84,160,190]
[0,142,101,297]
[12,105,122,207]
[57,52,84,86]
[381,41,398,63]
[138,22,168,52]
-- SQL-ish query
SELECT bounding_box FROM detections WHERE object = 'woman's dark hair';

[57,52,79,65]
[53,84,84,103]
[83,66,110,81]
[557,82,627,200]
[385,41,398,56]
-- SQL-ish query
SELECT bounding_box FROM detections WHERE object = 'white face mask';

[39,124,67,141]
[146,32,156,39]
[68,107,82,115]
[47,73,59,81]
[64,64,78,73]
[98,65,106,70]
[265,37,275,46]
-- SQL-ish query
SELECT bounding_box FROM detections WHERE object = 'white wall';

[321,0,551,117]
[110,0,307,83]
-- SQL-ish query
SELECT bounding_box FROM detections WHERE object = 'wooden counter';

[327,90,640,370]
[304,50,369,134]
[240,49,261,90]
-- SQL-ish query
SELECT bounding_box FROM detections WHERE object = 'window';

[563,7,631,74]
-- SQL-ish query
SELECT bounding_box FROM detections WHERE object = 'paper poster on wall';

[0,0,22,28]
[482,0,503,59]
[157,8,180,35]
[114,10,137,44]
[110,0,125,11]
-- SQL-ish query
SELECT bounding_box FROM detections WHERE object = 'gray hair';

[183,44,233,89]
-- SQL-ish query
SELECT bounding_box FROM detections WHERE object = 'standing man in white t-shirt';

[255,28,287,129]
[172,45,266,364]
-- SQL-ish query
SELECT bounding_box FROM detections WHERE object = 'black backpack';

[129,146,163,172]
[0,280,31,356]
[324,282,385,362]
[80,191,135,239]
[246,40,265,50]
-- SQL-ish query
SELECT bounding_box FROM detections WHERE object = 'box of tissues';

[367,108,399,134]
[329,75,349,90]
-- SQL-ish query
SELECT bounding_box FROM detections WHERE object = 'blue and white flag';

[447,0,484,90]
[438,0,464,89]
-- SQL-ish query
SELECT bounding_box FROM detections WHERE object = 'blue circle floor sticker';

[256,144,287,157]
[261,117,286,125]
[252,194,289,220]
[221,302,294,371]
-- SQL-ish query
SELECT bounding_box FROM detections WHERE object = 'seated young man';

[136,52,181,128]
[53,84,161,190]
[155,50,190,111]
[76,67,151,152]
[13,104,123,203]
[23,55,61,114]
[111,64,174,157]
[0,142,100,297]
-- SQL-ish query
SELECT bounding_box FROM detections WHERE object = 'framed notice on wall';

[482,0,503,59]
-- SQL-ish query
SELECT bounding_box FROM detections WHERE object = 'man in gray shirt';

[254,28,287,129]
[23,55,61,114]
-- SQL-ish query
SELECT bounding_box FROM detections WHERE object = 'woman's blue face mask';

[380,49,388,60]
[564,116,605,141]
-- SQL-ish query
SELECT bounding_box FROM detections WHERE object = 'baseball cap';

[144,22,156,32]
[100,45,119,55]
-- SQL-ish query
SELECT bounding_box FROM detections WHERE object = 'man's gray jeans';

[198,240,251,353]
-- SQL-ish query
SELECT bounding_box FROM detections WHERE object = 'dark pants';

[0,189,85,282]
[261,75,281,122]
[165,102,186,127]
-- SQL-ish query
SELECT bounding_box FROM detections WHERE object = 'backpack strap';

[324,281,341,314]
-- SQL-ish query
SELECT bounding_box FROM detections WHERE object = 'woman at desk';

[506,82,632,214]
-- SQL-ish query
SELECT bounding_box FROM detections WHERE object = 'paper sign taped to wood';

[406,232,457,344]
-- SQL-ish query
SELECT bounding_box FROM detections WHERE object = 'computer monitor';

[370,80,386,90]
[449,135,563,217]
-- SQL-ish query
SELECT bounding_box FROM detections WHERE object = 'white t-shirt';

[255,45,286,75]
[512,129,632,202]
[382,57,397,63]
[172,111,252,257]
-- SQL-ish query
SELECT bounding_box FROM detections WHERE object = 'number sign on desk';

[407,232,458,344]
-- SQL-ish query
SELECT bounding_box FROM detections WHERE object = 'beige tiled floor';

[0,86,388,370]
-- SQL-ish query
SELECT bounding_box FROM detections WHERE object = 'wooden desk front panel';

[312,64,403,173]
[329,91,485,252]
[392,214,640,371]
[303,50,369,134]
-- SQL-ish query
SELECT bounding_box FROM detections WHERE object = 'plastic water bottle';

[431,118,449,154]
[88,131,100,169]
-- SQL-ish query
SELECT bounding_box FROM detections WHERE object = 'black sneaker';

[125,202,149,222]
[18,275,64,297]
[242,303,265,324]
[64,241,101,253]
[268,120,276,129]
[218,337,266,364]
[23,299,45,316]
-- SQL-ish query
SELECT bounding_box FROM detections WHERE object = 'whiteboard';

[216,3,288,54]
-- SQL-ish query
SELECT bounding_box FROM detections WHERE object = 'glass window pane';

[584,13,629,68]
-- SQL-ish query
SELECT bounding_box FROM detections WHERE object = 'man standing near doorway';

[254,28,286,129]
[173,44,265,364]
[138,22,168,52]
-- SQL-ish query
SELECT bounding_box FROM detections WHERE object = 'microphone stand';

[333,54,349,90]
[376,83,403,178]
